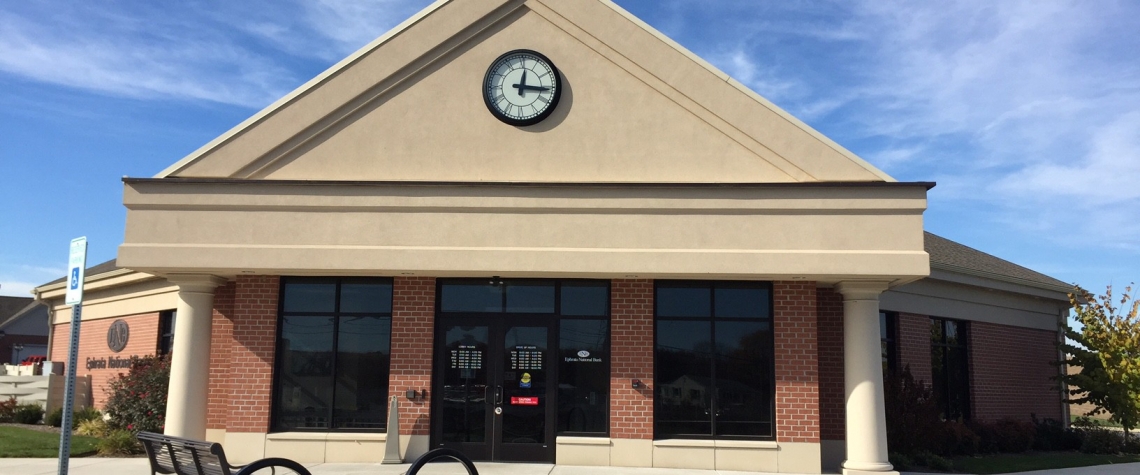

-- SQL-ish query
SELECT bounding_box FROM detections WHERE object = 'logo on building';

[577,350,590,358]
[107,320,130,353]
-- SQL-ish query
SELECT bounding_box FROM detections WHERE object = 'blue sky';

[1,0,1137,297]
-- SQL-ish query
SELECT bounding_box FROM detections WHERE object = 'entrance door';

[434,318,556,462]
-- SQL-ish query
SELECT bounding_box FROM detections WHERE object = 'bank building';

[34,0,1072,473]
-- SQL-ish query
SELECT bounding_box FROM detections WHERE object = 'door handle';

[495,385,503,405]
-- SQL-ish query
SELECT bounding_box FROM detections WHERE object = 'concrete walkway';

[3,458,1140,475]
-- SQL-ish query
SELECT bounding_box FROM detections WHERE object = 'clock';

[483,49,562,126]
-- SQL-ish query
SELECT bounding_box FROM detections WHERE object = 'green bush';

[46,406,102,428]
[888,452,914,471]
[912,450,953,471]
[96,429,143,456]
[46,408,64,427]
[1031,414,1083,451]
[75,406,102,424]
[103,354,170,433]
[1122,435,1140,455]
[884,365,943,456]
[0,396,17,422]
[968,420,1001,454]
[1081,427,1123,454]
[14,403,44,424]
[935,420,980,456]
[992,418,1036,453]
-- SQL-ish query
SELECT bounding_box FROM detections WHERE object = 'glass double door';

[433,317,556,462]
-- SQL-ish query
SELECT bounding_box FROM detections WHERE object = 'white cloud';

[0,1,429,108]
[0,281,37,298]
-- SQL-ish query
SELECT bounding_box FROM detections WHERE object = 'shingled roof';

[43,259,120,286]
[925,232,1071,290]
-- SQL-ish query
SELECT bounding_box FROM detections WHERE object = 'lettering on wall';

[107,320,130,353]
[86,355,140,370]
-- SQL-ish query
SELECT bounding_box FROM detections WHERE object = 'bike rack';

[405,448,480,475]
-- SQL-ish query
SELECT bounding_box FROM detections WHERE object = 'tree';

[1059,284,1140,439]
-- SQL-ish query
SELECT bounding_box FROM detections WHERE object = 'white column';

[164,274,228,439]
[836,282,896,475]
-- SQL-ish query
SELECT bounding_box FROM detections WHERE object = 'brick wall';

[969,321,1063,422]
[390,277,436,436]
[896,313,932,386]
[609,279,653,439]
[225,276,280,433]
[49,312,162,407]
[816,287,844,441]
[774,282,820,443]
[207,282,236,430]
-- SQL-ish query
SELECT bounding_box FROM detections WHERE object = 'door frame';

[430,314,558,462]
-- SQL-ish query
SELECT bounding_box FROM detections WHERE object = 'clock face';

[483,50,562,126]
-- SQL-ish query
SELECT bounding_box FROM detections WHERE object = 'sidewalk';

[3,458,1140,475]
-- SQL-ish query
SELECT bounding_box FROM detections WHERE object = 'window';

[931,318,970,420]
[157,310,177,356]
[655,281,774,439]
[273,278,393,431]
[880,311,897,376]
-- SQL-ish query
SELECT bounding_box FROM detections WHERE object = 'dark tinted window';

[506,283,555,313]
[560,283,609,316]
[655,286,710,317]
[340,282,392,314]
[655,281,773,439]
[931,318,970,420]
[283,282,336,313]
[440,283,502,313]
[558,319,609,433]
[274,278,393,432]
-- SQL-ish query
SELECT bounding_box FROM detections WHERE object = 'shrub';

[968,420,998,454]
[76,418,109,438]
[0,396,17,422]
[14,403,44,424]
[103,354,170,433]
[888,452,914,471]
[46,406,103,428]
[96,429,143,456]
[933,420,980,456]
[1081,428,1123,454]
[884,365,943,456]
[1122,435,1140,455]
[992,418,1036,453]
[912,450,953,471]
[75,406,102,424]
[1031,414,1082,451]
[46,408,64,427]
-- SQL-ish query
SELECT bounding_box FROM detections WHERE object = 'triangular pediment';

[160,0,893,183]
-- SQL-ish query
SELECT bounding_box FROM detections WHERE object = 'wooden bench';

[137,431,313,475]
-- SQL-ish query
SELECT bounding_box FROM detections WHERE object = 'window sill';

[266,432,387,442]
[557,436,612,446]
[653,439,778,450]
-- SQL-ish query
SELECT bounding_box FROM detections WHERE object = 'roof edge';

[33,267,136,295]
[590,0,897,183]
[125,177,937,189]
[931,261,1075,295]
[154,0,456,178]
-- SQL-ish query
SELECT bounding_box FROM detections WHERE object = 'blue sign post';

[58,237,87,475]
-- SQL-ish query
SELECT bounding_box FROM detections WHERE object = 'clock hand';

[513,70,529,97]
[518,84,550,92]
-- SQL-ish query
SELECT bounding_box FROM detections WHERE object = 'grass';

[953,452,1140,474]
[1071,413,1123,428]
[0,426,100,458]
